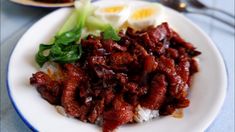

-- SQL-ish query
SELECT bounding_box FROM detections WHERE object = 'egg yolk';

[131,7,156,20]
[102,6,124,13]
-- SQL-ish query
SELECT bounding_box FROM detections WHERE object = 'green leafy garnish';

[50,44,82,63]
[35,0,121,67]
[85,16,121,41]
[103,25,121,41]
[35,0,91,67]
[36,44,53,67]
[55,28,82,46]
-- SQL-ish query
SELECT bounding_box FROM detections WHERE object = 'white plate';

[7,0,227,132]
[10,0,73,8]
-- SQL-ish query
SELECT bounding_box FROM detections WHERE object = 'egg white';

[94,3,131,28]
[128,3,166,30]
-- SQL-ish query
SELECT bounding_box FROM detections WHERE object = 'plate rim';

[5,8,70,132]
[6,71,37,131]
[10,0,74,8]
[6,2,228,131]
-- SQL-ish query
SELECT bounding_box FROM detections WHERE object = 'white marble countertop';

[1,0,234,131]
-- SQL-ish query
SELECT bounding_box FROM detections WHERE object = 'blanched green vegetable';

[57,10,79,36]
[35,0,121,67]
[36,0,91,67]
[86,16,121,41]
[36,44,53,67]
[86,16,109,31]
[103,25,121,41]
[49,44,82,63]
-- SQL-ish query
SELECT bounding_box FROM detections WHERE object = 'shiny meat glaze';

[30,23,201,132]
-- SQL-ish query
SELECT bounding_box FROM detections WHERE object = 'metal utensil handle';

[187,10,235,28]
[208,7,235,18]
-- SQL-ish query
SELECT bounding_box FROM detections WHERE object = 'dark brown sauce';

[30,23,201,132]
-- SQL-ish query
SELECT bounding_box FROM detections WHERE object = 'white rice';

[95,116,103,126]
[55,106,68,117]
[85,97,93,103]
[55,104,159,124]
[40,62,62,80]
[134,105,159,123]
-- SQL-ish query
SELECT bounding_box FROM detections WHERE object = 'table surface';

[0,0,234,131]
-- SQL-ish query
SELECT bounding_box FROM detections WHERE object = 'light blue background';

[1,0,234,131]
